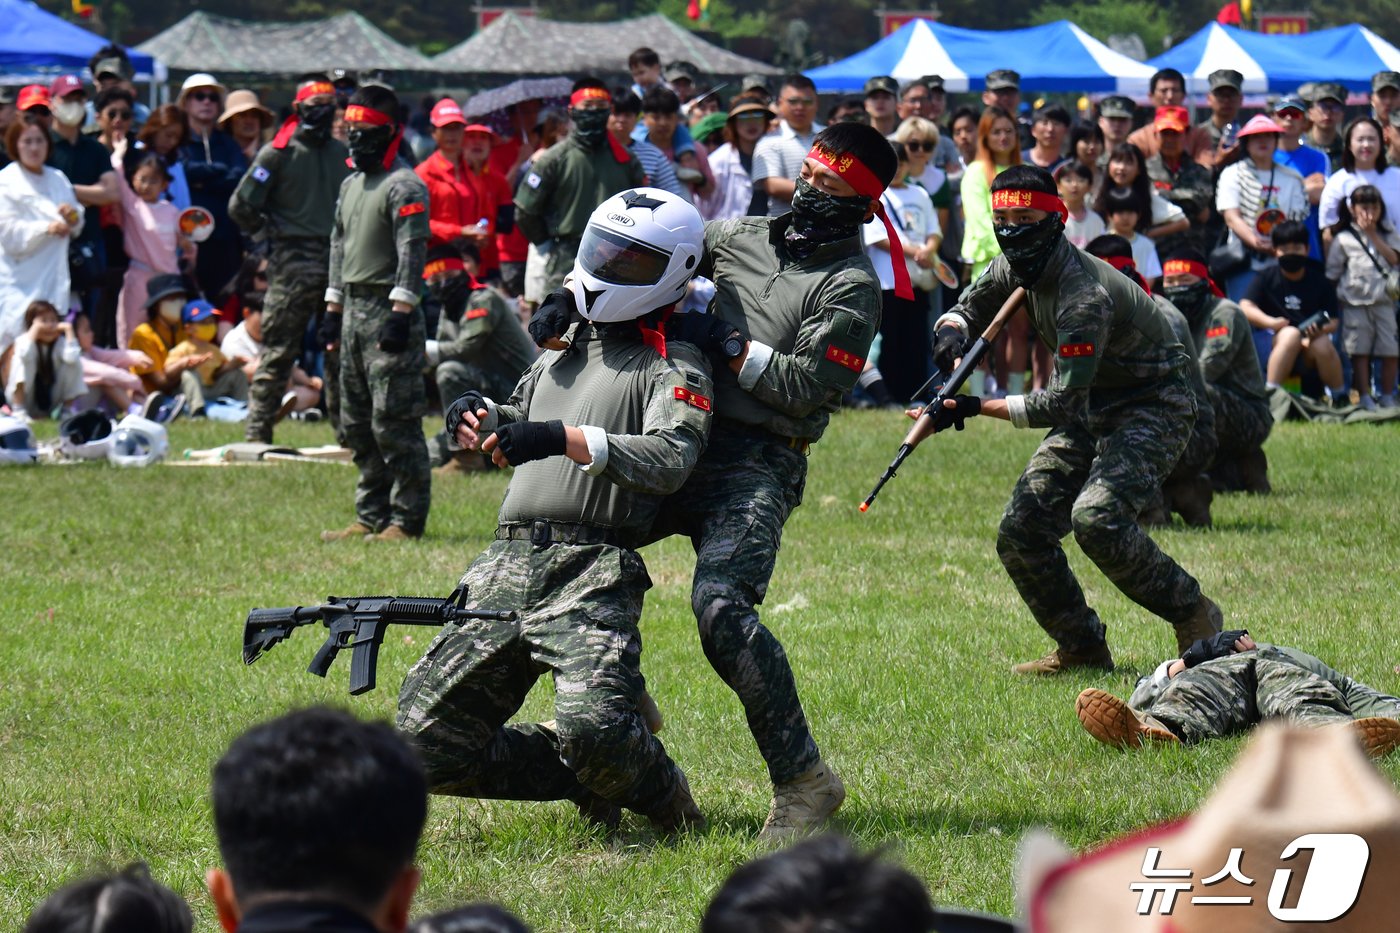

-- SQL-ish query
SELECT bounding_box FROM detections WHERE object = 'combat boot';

[648,770,706,835]
[433,450,491,477]
[1349,717,1400,759]
[367,525,420,542]
[1012,642,1114,676]
[1138,489,1170,528]
[759,760,845,842]
[1076,688,1180,748]
[1173,596,1223,654]
[1239,447,1271,494]
[571,788,622,830]
[1167,476,1213,528]
[320,521,374,542]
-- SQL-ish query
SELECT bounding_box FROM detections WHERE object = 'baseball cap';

[986,69,1020,92]
[1208,69,1244,92]
[1153,105,1189,133]
[1310,82,1347,105]
[864,75,899,97]
[1098,95,1134,119]
[1272,95,1307,116]
[1374,71,1400,93]
[462,123,497,141]
[430,98,465,128]
[49,75,85,100]
[93,56,132,82]
[921,74,945,93]
[740,74,769,95]
[1236,113,1284,138]
[17,85,50,112]
[664,61,699,84]
[182,299,217,324]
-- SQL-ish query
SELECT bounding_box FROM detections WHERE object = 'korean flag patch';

[526,172,542,189]
[251,166,271,183]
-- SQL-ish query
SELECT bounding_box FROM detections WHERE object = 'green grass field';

[3,411,1398,930]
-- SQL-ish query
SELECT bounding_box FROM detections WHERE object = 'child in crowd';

[4,301,85,420]
[114,150,194,349]
[220,302,323,420]
[166,299,248,415]
[1325,185,1400,409]
[22,862,191,933]
[1104,189,1163,281]
[74,311,148,415]
[1241,220,1344,400]
[1056,160,1104,248]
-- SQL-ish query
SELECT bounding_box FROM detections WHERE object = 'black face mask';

[994,215,1064,286]
[429,274,472,320]
[1162,281,1211,322]
[297,103,335,144]
[571,107,611,149]
[786,178,869,259]
[1278,253,1308,274]
[347,123,397,173]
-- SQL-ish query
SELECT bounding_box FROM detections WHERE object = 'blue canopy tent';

[1146,23,1324,95]
[0,0,159,83]
[805,18,1155,95]
[1288,25,1400,93]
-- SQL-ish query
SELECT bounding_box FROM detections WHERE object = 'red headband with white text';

[1163,258,1224,296]
[806,142,912,300]
[990,188,1069,223]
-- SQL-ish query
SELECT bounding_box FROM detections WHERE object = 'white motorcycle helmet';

[566,187,704,324]
[59,409,115,461]
[0,415,37,464]
[108,415,169,467]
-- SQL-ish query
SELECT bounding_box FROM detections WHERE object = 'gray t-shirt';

[751,121,823,217]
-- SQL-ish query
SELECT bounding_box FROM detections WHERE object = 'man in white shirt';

[751,75,825,217]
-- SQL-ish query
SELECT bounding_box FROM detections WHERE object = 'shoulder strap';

[1348,225,1392,275]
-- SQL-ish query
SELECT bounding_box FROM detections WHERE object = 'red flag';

[1216,2,1243,25]
[686,0,701,20]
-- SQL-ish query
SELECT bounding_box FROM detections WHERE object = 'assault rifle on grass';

[861,287,1027,512]
[243,585,516,695]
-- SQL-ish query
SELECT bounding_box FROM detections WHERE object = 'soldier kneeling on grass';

[395,187,720,833]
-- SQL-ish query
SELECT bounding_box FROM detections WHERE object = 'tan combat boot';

[1076,688,1180,748]
[367,525,419,542]
[648,770,706,835]
[1174,596,1223,654]
[320,521,373,542]
[1349,717,1400,759]
[433,450,490,477]
[638,689,664,734]
[759,760,845,842]
[1012,642,1114,676]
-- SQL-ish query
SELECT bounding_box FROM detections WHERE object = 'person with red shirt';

[457,122,514,279]
[414,99,487,263]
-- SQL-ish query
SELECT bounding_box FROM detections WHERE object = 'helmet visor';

[577,225,672,286]
[111,430,153,459]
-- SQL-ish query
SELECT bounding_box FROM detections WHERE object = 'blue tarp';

[0,0,158,83]
[805,18,1155,95]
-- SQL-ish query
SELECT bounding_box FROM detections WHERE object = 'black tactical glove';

[444,391,487,439]
[319,311,342,349]
[1182,629,1251,668]
[528,289,576,348]
[377,312,411,353]
[666,312,746,362]
[493,419,567,466]
[932,325,968,374]
[930,394,981,433]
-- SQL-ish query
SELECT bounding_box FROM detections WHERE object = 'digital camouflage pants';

[246,238,329,443]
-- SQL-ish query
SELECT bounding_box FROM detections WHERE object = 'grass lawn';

[2,411,1398,930]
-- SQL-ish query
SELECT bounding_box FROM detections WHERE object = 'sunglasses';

[104,109,133,120]
[187,91,221,104]
[904,140,934,152]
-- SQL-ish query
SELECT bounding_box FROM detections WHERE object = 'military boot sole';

[1350,716,1400,759]
[1077,689,1179,748]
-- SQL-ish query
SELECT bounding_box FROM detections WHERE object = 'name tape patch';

[1206,325,1230,338]
[1058,342,1095,358]
[824,345,865,372]
[465,307,489,320]
[673,386,712,411]
[399,202,426,217]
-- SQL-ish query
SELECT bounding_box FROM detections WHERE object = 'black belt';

[496,520,619,547]
[715,417,811,455]
[344,283,393,297]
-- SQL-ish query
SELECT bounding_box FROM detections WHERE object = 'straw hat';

[1025,723,1400,932]
[218,89,274,130]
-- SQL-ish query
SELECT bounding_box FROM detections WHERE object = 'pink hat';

[49,74,85,100]
[1236,113,1285,138]
[430,98,466,128]
[463,123,498,141]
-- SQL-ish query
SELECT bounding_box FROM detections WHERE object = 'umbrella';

[461,77,574,117]
[804,18,1155,95]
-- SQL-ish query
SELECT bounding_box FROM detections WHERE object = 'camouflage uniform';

[228,126,350,443]
[1146,153,1215,257]
[326,160,431,535]
[396,325,712,815]
[1129,645,1400,744]
[644,215,882,784]
[1156,295,1217,481]
[1189,294,1272,463]
[942,242,1208,653]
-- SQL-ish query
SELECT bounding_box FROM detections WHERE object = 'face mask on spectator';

[158,299,184,325]
[53,100,86,127]
[1277,254,1307,274]
[192,322,218,343]
[570,107,611,148]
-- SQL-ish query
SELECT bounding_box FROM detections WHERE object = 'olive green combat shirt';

[514,138,645,245]
[435,284,536,384]
[325,161,429,308]
[1192,295,1268,401]
[228,128,350,239]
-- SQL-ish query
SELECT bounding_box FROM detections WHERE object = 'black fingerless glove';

[494,419,567,466]
[319,311,342,348]
[666,312,746,362]
[930,394,982,433]
[377,312,411,353]
[1182,629,1250,668]
[528,289,576,348]
[444,391,487,439]
[932,325,968,374]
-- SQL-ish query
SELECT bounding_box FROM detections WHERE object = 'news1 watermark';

[1131,834,1370,921]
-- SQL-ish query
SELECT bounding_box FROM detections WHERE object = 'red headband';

[1102,254,1150,294]
[341,105,403,170]
[991,188,1069,223]
[806,142,912,300]
[296,82,335,103]
[272,83,339,149]
[570,87,611,107]
[423,257,465,280]
[1163,259,1224,296]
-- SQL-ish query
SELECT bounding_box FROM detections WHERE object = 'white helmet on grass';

[59,409,115,461]
[566,187,704,324]
[0,415,37,464]
[108,415,168,467]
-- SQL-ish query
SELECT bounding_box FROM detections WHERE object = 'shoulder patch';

[399,202,426,217]
[824,345,865,372]
[465,307,490,320]
[673,386,712,411]
[526,172,542,189]
[1058,342,1095,358]
[251,166,270,183]
[1206,325,1230,339]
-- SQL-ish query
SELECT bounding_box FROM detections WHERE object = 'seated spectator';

[5,301,84,419]
[1163,247,1273,493]
[1055,161,1103,248]
[1102,190,1162,282]
[221,302,322,421]
[608,89,684,199]
[218,89,274,162]
[697,97,773,220]
[113,149,193,349]
[1022,105,1071,174]
[409,905,530,933]
[22,862,191,933]
[701,835,939,933]
[1095,143,1187,247]
[1076,633,1400,757]
[1241,219,1344,404]
[128,273,200,406]
[1326,185,1400,409]
[73,310,147,415]
[1216,115,1309,300]
[206,707,427,933]
[166,299,248,415]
